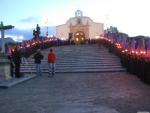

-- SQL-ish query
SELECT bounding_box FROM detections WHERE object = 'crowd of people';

[100,31,150,84]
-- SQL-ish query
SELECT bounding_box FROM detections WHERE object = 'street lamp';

[45,18,50,37]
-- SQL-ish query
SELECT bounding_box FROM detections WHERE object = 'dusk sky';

[0,0,150,41]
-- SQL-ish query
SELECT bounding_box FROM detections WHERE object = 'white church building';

[56,10,104,44]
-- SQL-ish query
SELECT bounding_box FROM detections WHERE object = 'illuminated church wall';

[56,24,69,40]
[56,10,104,40]
[89,22,104,39]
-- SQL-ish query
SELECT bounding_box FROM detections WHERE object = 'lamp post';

[46,26,48,37]
[45,18,49,37]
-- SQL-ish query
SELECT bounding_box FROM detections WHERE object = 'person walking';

[33,49,44,76]
[48,48,56,77]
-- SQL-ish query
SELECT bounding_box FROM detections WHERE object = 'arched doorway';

[74,31,85,44]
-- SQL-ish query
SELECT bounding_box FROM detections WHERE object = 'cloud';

[17,16,55,29]
[16,17,41,29]
[19,17,40,23]
[5,28,33,41]
[5,34,24,42]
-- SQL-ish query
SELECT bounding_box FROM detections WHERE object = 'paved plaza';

[0,72,150,113]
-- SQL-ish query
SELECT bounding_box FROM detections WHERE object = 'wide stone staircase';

[20,44,126,74]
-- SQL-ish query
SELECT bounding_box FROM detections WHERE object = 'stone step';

[24,58,120,61]
[22,60,122,64]
[21,62,122,66]
[21,65,124,70]
[21,61,123,65]
[21,64,123,67]
[21,68,126,73]
[21,63,123,67]
[27,55,119,58]
[20,45,125,73]
[23,58,121,62]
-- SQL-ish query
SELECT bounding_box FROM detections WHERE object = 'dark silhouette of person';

[12,47,22,78]
[7,50,14,77]
[33,49,44,76]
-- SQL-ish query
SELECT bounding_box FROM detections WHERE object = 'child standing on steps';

[48,48,56,77]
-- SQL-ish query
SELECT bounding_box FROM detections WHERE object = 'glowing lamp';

[76,33,79,36]
[76,38,79,41]
[125,49,128,52]
[117,44,122,49]
[135,51,139,55]
[26,45,30,48]
[131,51,135,54]
[32,43,35,46]
[140,51,146,54]
[95,36,100,39]
[115,43,118,46]
[122,50,125,53]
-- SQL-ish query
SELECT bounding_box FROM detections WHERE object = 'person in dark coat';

[8,50,14,77]
[12,47,22,78]
[33,49,44,76]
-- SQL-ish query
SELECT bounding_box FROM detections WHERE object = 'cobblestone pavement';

[0,72,150,113]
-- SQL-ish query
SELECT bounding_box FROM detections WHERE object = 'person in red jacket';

[48,48,56,77]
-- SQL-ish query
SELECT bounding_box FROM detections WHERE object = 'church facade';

[56,10,104,44]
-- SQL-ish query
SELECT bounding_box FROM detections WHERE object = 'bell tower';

[75,10,83,17]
